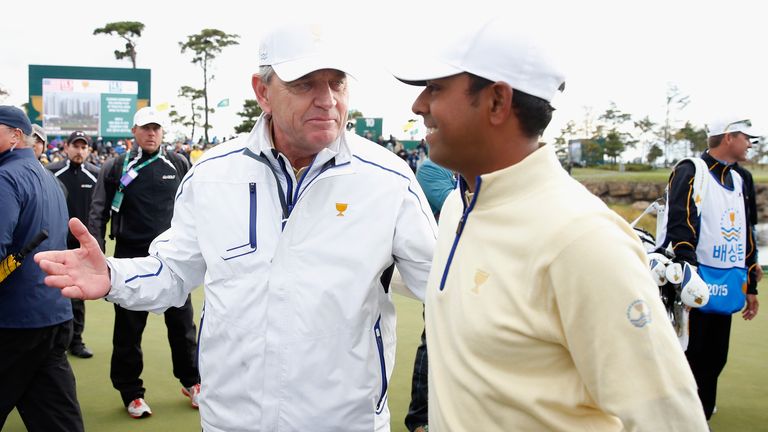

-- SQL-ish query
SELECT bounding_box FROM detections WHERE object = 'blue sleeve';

[416,161,456,216]
[0,175,21,258]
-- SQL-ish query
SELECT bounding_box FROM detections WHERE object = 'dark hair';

[708,134,724,149]
[467,74,556,138]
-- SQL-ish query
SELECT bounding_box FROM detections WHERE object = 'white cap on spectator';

[133,107,167,128]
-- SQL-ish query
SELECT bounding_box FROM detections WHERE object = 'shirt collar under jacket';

[247,113,351,176]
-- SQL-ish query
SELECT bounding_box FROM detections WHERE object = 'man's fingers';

[43,274,75,289]
[37,259,68,276]
[34,250,70,265]
[69,218,102,255]
[61,286,85,300]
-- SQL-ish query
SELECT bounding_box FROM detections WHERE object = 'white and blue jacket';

[105,114,437,432]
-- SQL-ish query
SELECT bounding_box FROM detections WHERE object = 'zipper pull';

[456,216,466,235]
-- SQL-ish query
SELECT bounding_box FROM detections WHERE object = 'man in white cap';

[85,106,199,419]
[392,17,708,431]
[660,116,761,421]
[36,22,435,431]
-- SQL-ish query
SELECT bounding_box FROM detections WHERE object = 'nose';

[412,88,429,116]
[314,84,337,110]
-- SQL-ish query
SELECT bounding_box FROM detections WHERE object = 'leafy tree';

[0,86,8,102]
[172,86,205,142]
[179,29,240,144]
[647,144,664,165]
[234,99,263,134]
[674,121,708,156]
[554,120,577,160]
[93,22,145,68]
[595,102,635,164]
[634,116,657,164]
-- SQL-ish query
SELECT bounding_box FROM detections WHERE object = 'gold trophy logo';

[336,203,348,216]
[472,269,489,294]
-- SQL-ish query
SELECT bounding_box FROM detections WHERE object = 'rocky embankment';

[581,181,768,222]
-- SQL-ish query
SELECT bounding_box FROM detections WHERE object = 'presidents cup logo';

[712,207,745,263]
[720,208,741,242]
[627,300,652,328]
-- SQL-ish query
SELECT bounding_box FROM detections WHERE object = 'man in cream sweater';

[393,17,709,431]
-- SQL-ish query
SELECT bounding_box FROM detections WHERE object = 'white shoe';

[127,398,152,419]
[182,383,201,409]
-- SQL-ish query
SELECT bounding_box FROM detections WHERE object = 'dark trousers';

[111,241,200,406]
[0,321,84,432]
[405,306,428,432]
[685,308,732,419]
[69,299,86,349]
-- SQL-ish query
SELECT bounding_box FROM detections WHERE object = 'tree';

[171,86,205,142]
[634,116,657,164]
[0,85,8,102]
[93,22,145,68]
[554,120,577,161]
[595,102,635,164]
[647,144,664,165]
[234,99,263,134]
[179,29,240,144]
[660,84,690,166]
[674,121,708,156]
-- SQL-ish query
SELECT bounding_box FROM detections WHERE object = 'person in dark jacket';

[47,131,101,359]
[662,116,761,420]
[87,107,200,419]
[0,105,84,432]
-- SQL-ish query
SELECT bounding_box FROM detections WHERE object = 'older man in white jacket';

[36,21,436,432]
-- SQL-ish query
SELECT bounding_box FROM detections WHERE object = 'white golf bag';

[632,202,709,351]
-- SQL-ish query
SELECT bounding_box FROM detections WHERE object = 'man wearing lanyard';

[87,107,200,419]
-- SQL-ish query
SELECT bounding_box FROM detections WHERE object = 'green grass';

[7,270,767,431]
[573,163,768,183]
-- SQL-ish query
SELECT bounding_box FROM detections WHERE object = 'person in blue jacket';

[0,105,83,432]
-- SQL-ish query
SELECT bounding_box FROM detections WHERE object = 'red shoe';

[127,398,152,418]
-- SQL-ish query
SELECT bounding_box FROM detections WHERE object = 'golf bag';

[632,204,709,351]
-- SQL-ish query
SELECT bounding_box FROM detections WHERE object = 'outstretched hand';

[34,218,111,300]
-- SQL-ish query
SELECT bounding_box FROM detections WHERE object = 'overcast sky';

[2,0,766,150]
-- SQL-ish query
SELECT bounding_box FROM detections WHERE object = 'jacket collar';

[0,147,35,166]
[701,150,734,187]
[460,145,562,211]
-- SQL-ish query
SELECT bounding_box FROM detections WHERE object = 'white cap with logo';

[391,17,566,104]
[258,22,354,82]
[133,107,167,129]
[706,116,762,138]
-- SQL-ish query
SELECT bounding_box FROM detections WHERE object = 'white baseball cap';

[706,116,762,138]
[391,18,566,103]
[258,22,354,82]
[133,107,167,128]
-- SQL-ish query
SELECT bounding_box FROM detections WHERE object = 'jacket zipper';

[374,315,387,414]
[249,183,258,249]
[439,177,482,291]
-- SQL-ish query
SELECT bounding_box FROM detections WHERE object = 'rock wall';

[582,181,768,222]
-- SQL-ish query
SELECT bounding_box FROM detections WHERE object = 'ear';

[252,74,272,114]
[488,83,513,126]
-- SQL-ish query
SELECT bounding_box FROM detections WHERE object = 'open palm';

[34,218,111,300]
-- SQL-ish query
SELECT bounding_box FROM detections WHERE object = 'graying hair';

[258,65,276,84]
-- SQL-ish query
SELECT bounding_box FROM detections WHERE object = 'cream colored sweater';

[426,145,708,431]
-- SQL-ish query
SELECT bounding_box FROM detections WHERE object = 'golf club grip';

[19,230,49,258]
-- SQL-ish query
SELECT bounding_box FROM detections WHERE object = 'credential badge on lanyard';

[111,152,160,212]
